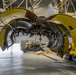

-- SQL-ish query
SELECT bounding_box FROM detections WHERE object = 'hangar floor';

[0,51,76,75]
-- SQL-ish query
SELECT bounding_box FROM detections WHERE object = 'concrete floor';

[0,51,76,75]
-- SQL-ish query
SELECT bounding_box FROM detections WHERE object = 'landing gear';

[65,54,76,62]
[65,54,72,61]
[72,55,76,62]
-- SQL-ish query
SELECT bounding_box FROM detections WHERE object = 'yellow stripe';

[0,18,30,49]
[0,8,27,49]
[0,8,27,25]
[50,14,76,55]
